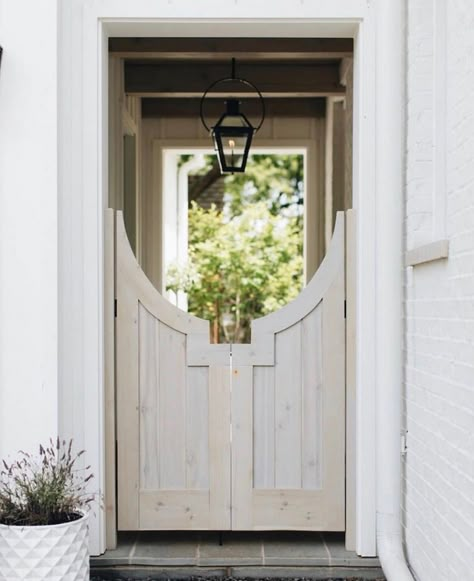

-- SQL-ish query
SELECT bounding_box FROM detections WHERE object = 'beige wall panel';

[163,116,201,139]
[273,117,313,139]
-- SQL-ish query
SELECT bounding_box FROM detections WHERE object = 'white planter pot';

[0,512,89,581]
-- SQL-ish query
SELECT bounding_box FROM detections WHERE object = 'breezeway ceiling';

[109,37,353,118]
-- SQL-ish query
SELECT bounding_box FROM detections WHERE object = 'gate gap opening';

[162,149,306,344]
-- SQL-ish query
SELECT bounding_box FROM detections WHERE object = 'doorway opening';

[107,35,356,552]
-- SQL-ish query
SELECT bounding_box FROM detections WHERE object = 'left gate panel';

[115,211,231,530]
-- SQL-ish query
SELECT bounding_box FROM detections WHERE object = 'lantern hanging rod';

[199,58,265,134]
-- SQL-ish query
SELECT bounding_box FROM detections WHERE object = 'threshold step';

[90,567,385,581]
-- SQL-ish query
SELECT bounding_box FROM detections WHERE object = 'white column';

[0,0,59,458]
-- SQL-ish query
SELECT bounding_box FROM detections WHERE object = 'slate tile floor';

[91,532,384,580]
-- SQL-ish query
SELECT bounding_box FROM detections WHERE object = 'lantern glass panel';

[213,129,250,171]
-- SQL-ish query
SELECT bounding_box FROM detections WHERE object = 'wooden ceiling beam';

[125,62,345,97]
[110,37,353,60]
[142,98,326,119]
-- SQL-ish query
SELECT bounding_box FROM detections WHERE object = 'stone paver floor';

[91,531,384,580]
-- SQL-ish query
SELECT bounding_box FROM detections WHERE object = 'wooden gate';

[115,211,345,531]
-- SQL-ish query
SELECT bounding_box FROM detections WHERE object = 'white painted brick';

[403,2,474,578]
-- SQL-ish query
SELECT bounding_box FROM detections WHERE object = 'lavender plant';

[0,438,94,526]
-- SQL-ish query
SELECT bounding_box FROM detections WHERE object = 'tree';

[224,154,304,223]
[166,200,303,343]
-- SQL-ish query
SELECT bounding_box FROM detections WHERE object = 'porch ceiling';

[110,37,353,117]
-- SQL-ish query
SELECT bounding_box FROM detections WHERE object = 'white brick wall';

[404,1,474,579]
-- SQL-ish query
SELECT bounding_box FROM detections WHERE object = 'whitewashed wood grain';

[187,334,231,366]
[158,321,186,489]
[139,304,160,490]
[321,267,346,530]
[252,489,342,531]
[231,366,253,530]
[253,366,275,489]
[186,366,209,489]
[301,304,323,490]
[116,224,140,530]
[209,366,231,530]
[140,490,210,530]
[275,322,302,489]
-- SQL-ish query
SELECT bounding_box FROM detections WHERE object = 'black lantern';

[200,59,265,174]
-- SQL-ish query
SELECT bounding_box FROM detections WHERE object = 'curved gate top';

[116,211,346,531]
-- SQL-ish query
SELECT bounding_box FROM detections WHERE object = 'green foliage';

[0,438,94,526]
[224,154,304,220]
[167,201,303,343]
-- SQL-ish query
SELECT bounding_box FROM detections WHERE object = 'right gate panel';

[231,213,346,531]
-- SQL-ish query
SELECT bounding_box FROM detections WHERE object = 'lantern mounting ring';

[199,60,265,134]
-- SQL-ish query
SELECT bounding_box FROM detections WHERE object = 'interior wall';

[325,96,347,247]
[140,114,326,293]
[108,56,142,259]
[342,58,354,212]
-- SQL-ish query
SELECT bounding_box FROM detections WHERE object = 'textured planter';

[0,512,89,581]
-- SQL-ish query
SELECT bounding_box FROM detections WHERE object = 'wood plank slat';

[231,366,253,530]
[321,263,346,530]
[274,322,302,489]
[139,304,160,490]
[158,322,187,489]
[208,366,231,530]
[116,222,140,530]
[301,304,323,490]
[253,366,275,489]
[186,366,210,489]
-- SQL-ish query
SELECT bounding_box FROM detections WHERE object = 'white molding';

[405,239,449,267]
[60,0,383,556]
[352,6,378,556]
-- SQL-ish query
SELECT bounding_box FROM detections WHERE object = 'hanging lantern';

[200,58,265,174]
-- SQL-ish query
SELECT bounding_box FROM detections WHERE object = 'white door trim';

[60,0,385,557]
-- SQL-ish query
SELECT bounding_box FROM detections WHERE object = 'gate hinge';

[344,299,347,319]
[114,298,117,318]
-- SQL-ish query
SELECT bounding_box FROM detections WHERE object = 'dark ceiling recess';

[109,37,353,118]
